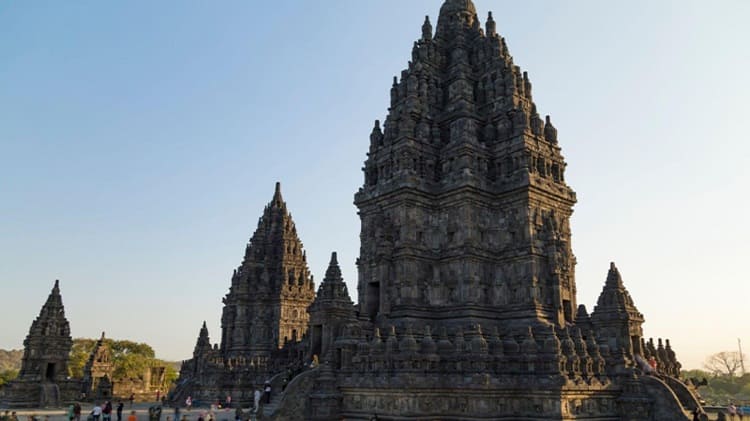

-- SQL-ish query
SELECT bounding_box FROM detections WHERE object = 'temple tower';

[1,280,78,407]
[82,332,114,400]
[308,252,358,360]
[590,263,645,372]
[220,182,316,360]
[355,0,577,331]
[18,280,72,384]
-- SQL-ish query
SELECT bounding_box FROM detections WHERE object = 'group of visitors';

[86,401,123,421]
[0,411,19,421]
[727,402,746,420]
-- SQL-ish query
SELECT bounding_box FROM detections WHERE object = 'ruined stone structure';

[81,332,114,401]
[174,1,706,419]
[0,281,80,408]
[172,183,315,405]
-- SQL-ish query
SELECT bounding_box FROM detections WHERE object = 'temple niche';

[172,1,703,419]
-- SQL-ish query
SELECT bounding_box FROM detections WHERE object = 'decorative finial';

[486,11,496,36]
[330,251,338,265]
[544,115,558,143]
[422,15,433,41]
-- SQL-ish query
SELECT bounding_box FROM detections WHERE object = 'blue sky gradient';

[1,1,748,369]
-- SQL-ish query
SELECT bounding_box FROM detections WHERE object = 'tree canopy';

[684,351,750,405]
[68,338,174,383]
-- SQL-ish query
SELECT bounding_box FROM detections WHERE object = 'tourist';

[648,356,657,373]
[74,403,82,421]
[155,391,161,403]
[224,395,231,410]
[185,397,192,412]
[68,404,76,421]
[253,388,261,413]
[1,411,9,421]
[173,405,180,421]
[9,412,18,421]
[263,382,272,404]
[129,394,135,409]
[233,407,242,421]
[91,403,103,421]
[729,403,738,420]
[103,401,113,421]
[127,411,136,421]
[739,406,745,420]
[116,402,124,421]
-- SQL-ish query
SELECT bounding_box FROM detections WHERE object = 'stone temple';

[173,1,705,419]
[0,281,79,408]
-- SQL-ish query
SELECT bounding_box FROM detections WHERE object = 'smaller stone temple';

[81,332,114,401]
[0,281,80,408]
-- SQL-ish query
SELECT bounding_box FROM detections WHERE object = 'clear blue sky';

[1,1,748,370]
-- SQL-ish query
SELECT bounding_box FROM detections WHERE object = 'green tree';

[69,338,97,378]
[0,369,19,387]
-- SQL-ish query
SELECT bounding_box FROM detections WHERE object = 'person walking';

[129,394,135,409]
[102,402,112,421]
[116,402,124,421]
[73,403,82,421]
[729,403,738,421]
[185,397,192,412]
[173,406,180,421]
[263,382,271,404]
[67,404,75,421]
[253,389,260,414]
[91,403,103,421]
[126,412,136,421]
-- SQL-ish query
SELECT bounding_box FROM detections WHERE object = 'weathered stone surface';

[175,1,701,419]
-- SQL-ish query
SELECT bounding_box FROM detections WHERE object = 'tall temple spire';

[220,182,315,358]
[356,0,577,327]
